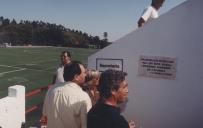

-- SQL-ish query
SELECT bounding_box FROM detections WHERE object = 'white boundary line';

[0,65,26,75]
[0,64,53,75]
[26,68,53,73]
[29,59,58,64]
[0,65,22,68]
[0,68,26,75]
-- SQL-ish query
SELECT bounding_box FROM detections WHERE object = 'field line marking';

[0,64,23,69]
[26,68,53,73]
[29,59,58,64]
[0,68,26,75]
[0,64,53,74]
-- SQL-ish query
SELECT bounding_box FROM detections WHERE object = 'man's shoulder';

[145,6,155,12]
[56,64,64,69]
[47,83,63,93]
[59,82,84,95]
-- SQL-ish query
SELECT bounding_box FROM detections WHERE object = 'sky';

[0,0,186,42]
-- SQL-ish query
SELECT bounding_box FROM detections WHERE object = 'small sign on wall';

[96,58,123,72]
[138,55,177,79]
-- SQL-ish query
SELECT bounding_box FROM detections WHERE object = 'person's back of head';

[151,0,165,10]
[85,69,100,86]
[63,60,83,82]
[97,69,127,100]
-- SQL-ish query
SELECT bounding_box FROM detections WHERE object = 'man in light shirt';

[138,0,165,27]
[43,61,92,128]
[52,51,72,84]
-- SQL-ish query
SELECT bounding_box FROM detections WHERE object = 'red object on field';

[25,84,52,114]
[25,84,52,127]
[26,85,52,97]
[26,105,38,114]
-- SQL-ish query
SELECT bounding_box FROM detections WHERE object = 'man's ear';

[73,74,79,81]
[111,89,117,96]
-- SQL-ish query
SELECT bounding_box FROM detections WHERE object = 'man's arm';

[80,94,92,128]
[80,101,90,128]
[52,74,56,84]
[138,6,152,27]
[138,17,145,27]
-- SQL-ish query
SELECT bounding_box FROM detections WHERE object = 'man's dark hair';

[62,51,71,58]
[63,61,83,82]
[151,0,165,6]
[97,69,127,99]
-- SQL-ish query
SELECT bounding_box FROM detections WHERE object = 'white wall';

[88,0,203,128]
[0,85,25,128]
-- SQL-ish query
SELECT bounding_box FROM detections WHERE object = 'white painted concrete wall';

[0,85,25,128]
[88,0,203,128]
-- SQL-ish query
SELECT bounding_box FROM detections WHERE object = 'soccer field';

[0,46,98,127]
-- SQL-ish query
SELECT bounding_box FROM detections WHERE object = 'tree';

[2,18,10,26]
[103,32,108,42]
[0,16,109,48]
[11,19,17,25]
[0,16,3,26]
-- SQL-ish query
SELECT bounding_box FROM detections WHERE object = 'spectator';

[87,69,136,128]
[137,0,165,27]
[52,51,71,84]
[83,69,100,105]
[43,61,92,128]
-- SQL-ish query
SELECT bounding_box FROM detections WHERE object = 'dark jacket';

[87,103,129,128]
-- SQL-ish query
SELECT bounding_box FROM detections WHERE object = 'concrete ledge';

[0,85,25,128]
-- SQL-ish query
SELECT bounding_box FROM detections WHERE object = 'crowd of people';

[41,50,136,128]
[41,0,166,127]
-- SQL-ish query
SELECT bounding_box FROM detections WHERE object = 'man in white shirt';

[43,61,92,128]
[52,51,71,84]
[138,0,165,27]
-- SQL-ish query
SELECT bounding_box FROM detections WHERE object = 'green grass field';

[0,47,98,127]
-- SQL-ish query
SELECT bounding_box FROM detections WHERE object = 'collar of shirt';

[65,81,82,90]
[99,103,121,114]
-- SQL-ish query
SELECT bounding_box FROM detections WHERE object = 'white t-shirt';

[43,82,92,128]
[141,6,158,24]
[55,64,65,84]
